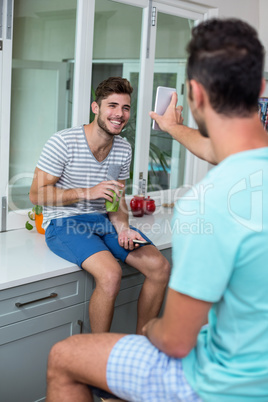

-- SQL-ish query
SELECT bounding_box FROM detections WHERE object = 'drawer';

[121,262,140,278]
[119,269,144,290]
[0,271,85,327]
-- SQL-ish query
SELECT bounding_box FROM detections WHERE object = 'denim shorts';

[45,213,152,267]
[106,335,202,402]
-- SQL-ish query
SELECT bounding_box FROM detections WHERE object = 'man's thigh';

[45,215,113,267]
[125,243,168,277]
[50,333,126,392]
[106,335,201,402]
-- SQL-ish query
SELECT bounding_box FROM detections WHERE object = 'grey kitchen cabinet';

[0,248,172,402]
[0,305,84,402]
[0,272,85,402]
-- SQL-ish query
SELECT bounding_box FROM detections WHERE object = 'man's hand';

[83,180,124,201]
[150,92,184,133]
[118,228,147,250]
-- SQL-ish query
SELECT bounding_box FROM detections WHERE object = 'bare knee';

[146,254,170,284]
[47,339,67,383]
[95,264,122,298]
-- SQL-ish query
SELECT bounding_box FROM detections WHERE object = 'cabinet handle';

[15,292,58,308]
[78,319,83,334]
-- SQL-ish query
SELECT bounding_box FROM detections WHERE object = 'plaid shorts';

[106,335,202,402]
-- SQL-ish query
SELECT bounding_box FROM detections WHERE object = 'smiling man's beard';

[97,115,125,136]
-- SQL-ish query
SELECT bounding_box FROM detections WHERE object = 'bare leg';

[126,246,170,334]
[46,333,126,402]
[82,251,122,333]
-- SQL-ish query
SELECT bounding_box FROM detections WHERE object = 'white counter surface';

[0,208,174,290]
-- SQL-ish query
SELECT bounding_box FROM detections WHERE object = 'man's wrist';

[115,223,130,234]
[64,187,87,203]
[77,187,87,200]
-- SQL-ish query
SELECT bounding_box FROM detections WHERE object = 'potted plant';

[25,205,45,234]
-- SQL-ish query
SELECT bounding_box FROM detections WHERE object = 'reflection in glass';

[9,0,77,210]
[91,0,142,195]
[148,13,193,192]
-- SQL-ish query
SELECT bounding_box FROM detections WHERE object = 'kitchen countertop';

[0,207,174,290]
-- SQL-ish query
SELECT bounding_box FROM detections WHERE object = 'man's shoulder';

[47,126,85,150]
[52,125,84,140]
[114,135,132,151]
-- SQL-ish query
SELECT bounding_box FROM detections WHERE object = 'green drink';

[105,190,121,212]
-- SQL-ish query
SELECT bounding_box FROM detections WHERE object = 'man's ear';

[190,80,206,108]
[91,101,99,115]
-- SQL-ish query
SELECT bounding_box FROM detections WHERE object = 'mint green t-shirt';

[169,148,268,401]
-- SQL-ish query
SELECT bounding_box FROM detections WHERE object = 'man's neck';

[84,122,114,162]
[206,110,268,163]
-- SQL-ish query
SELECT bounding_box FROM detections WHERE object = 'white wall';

[218,0,258,29]
[183,0,258,28]
[259,0,268,72]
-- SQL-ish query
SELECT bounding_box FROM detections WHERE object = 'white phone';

[152,86,176,131]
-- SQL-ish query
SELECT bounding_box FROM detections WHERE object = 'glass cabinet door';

[149,12,193,192]
[91,0,143,195]
[8,0,77,224]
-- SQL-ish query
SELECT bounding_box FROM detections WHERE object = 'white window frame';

[0,0,14,231]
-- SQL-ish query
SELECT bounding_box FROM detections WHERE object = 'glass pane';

[91,0,143,195]
[148,13,193,192]
[9,0,77,211]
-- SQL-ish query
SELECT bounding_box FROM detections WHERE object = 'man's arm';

[107,181,129,232]
[108,180,146,249]
[142,288,212,358]
[29,167,124,206]
[150,92,216,165]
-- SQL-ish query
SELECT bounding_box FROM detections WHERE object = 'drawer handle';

[78,320,83,334]
[15,292,58,308]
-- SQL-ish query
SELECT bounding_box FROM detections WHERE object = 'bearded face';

[95,94,131,136]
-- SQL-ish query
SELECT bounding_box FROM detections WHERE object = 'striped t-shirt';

[37,125,132,228]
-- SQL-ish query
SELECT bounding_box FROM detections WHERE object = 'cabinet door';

[111,283,143,333]
[0,304,83,402]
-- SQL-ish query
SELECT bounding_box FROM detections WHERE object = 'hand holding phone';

[152,86,176,131]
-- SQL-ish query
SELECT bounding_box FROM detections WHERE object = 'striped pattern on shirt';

[36,125,132,227]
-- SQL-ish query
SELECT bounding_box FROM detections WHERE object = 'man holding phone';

[46,19,268,402]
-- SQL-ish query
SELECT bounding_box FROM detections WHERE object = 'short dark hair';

[186,18,265,116]
[95,77,133,106]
